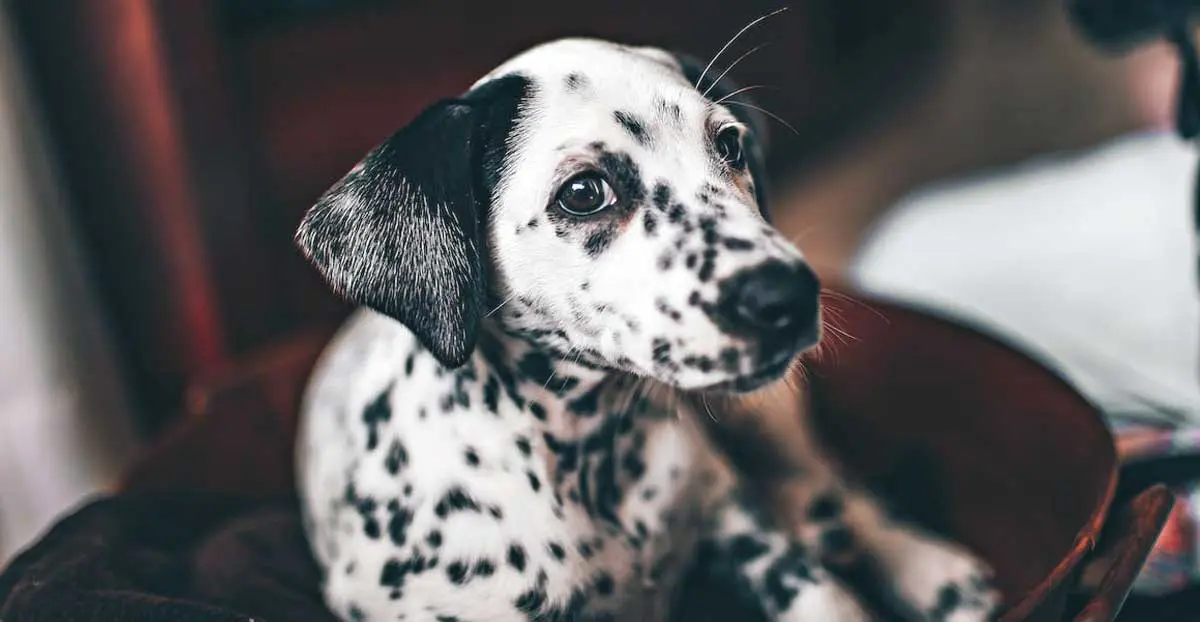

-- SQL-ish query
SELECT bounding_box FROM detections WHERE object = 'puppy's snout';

[718,260,821,343]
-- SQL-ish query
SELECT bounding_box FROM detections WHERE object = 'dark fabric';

[0,492,336,622]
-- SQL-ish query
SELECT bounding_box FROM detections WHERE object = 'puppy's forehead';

[475,38,689,91]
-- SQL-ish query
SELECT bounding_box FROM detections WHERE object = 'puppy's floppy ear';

[671,52,773,219]
[296,75,529,368]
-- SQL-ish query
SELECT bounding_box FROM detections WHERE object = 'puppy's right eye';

[555,173,617,217]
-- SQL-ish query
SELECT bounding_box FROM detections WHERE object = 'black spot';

[550,375,580,396]
[404,354,415,376]
[426,530,443,548]
[387,505,413,546]
[667,203,686,223]
[434,487,481,518]
[515,436,532,456]
[685,254,698,269]
[621,447,647,479]
[527,471,542,492]
[447,561,470,584]
[584,225,618,257]
[464,447,480,467]
[651,338,672,367]
[698,248,717,282]
[728,534,771,563]
[613,110,650,145]
[642,210,658,236]
[652,182,671,212]
[641,487,658,501]
[489,505,504,519]
[808,493,843,521]
[763,543,817,612]
[483,375,501,413]
[380,559,405,589]
[348,605,366,621]
[656,298,682,322]
[529,402,548,421]
[723,237,754,251]
[656,98,682,122]
[578,541,595,559]
[507,543,527,571]
[548,541,567,561]
[527,217,539,229]
[719,347,740,373]
[518,352,554,384]
[515,586,547,613]
[385,439,408,475]
[595,572,615,596]
[567,385,603,417]
[473,559,496,577]
[565,72,587,90]
[931,583,963,618]
[699,217,719,245]
[362,386,393,451]
[597,150,646,206]
[657,253,673,271]
[437,616,460,622]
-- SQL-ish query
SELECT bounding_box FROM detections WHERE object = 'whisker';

[821,290,891,325]
[484,293,518,318]
[713,83,780,106]
[703,43,771,99]
[543,346,577,392]
[701,395,719,424]
[789,225,820,246]
[722,100,800,136]
[694,7,789,89]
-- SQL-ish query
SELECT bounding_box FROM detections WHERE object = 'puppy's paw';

[874,527,1002,622]
[773,569,875,622]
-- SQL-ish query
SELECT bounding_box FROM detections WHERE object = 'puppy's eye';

[716,126,745,170]
[555,173,617,216]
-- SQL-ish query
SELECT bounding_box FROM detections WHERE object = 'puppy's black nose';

[718,261,821,340]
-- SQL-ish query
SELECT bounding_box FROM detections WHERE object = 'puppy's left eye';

[716,126,745,170]
[555,173,617,217]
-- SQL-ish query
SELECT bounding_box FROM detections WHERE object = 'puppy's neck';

[476,324,649,443]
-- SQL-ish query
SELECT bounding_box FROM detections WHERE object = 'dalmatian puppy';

[294,37,1001,622]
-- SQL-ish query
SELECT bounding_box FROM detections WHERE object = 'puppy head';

[297,38,820,392]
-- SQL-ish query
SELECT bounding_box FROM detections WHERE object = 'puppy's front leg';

[694,371,1002,622]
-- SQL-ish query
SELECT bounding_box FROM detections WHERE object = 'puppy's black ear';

[671,52,773,219]
[296,75,529,368]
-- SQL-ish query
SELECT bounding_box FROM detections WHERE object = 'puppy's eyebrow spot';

[655,98,682,125]
[613,110,651,146]
[565,72,588,91]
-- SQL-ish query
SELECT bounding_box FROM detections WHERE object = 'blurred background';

[0,0,1190,563]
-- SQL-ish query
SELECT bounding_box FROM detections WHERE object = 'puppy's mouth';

[690,353,795,395]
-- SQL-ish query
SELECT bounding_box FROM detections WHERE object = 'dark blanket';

[4,489,1200,621]
[0,492,336,622]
